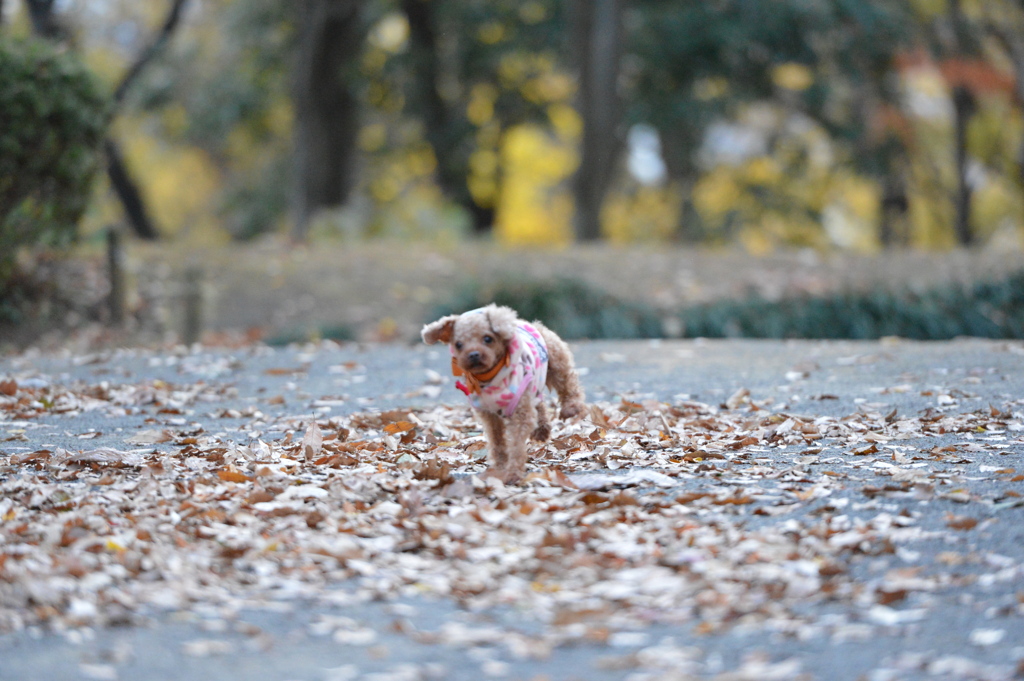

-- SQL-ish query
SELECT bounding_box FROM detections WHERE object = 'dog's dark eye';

[483,335,493,344]
[455,341,463,350]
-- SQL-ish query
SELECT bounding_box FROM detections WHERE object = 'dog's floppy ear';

[421,315,459,344]
[483,304,519,342]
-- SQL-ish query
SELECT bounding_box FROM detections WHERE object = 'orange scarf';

[451,354,509,395]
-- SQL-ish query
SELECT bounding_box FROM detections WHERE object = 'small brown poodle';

[422,304,586,483]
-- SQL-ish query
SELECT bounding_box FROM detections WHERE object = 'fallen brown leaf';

[945,515,979,531]
[217,467,250,483]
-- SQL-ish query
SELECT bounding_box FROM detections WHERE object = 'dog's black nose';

[467,351,482,365]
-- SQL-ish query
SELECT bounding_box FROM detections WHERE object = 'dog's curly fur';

[422,304,586,484]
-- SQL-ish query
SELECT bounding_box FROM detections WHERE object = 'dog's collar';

[451,354,509,395]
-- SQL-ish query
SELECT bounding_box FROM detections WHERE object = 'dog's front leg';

[503,399,539,484]
[478,410,508,481]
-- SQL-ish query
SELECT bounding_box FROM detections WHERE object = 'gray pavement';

[1,338,1023,681]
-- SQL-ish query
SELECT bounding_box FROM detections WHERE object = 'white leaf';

[302,420,323,461]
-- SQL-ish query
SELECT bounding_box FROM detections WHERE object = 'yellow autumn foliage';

[693,77,729,101]
[973,178,1024,240]
[494,124,577,246]
[478,21,507,45]
[81,45,124,89]
[467,83,499,126]
[771,63,814,91]
[518,1,548,24]
[743,156,783,186]
[690,141,889,252]
[115,118,223,244]
[692,167,746,222]
[820,174,881,252]
[547,103,582,141]
[369,12,410,53]
[359,123,389,153]
[603,186,681,243]
[468,122,502,208]
[523,72,576,104]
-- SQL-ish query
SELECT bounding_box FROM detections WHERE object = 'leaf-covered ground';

[1,341,1023,680]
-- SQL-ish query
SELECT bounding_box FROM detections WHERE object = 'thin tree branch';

[111,0,190,108]
[103,0,191,240]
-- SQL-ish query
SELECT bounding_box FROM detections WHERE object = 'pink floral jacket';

[454,321,549,418]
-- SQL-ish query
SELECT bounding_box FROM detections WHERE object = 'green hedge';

[679,272,1024,340]
[0,36,109,284]
[435,270,1024,340]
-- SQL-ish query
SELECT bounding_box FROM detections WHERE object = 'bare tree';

[946,0,977,246]
[290,0,362,242]
[570,0,624,242]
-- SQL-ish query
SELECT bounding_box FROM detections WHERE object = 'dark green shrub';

[264,322,356,347]
[435,270,1024,341]
[0,36,109,284]
[678,271,1024,340]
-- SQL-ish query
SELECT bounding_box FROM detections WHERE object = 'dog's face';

[451,316,507,374]
[422,305,519,375]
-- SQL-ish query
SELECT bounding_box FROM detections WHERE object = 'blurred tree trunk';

[878,173,910,247]
[24,0,64,39]
[947,0,976,246]
[659,128,703,243]
[951,85,975,246]
[402,0,494,235]
[104,139,159,240]
[290,0,362,242]
[850,53,910,249]
[570,0,623,242]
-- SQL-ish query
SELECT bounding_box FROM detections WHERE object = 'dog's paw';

[531,423,551,442]
[481,466,523,485]
[559,401,586,420]
[480,467,506,483]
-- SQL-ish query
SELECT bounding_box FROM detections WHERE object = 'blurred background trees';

[3,0,1024,258]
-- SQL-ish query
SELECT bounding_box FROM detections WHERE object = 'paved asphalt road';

[1,338,1023,681]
